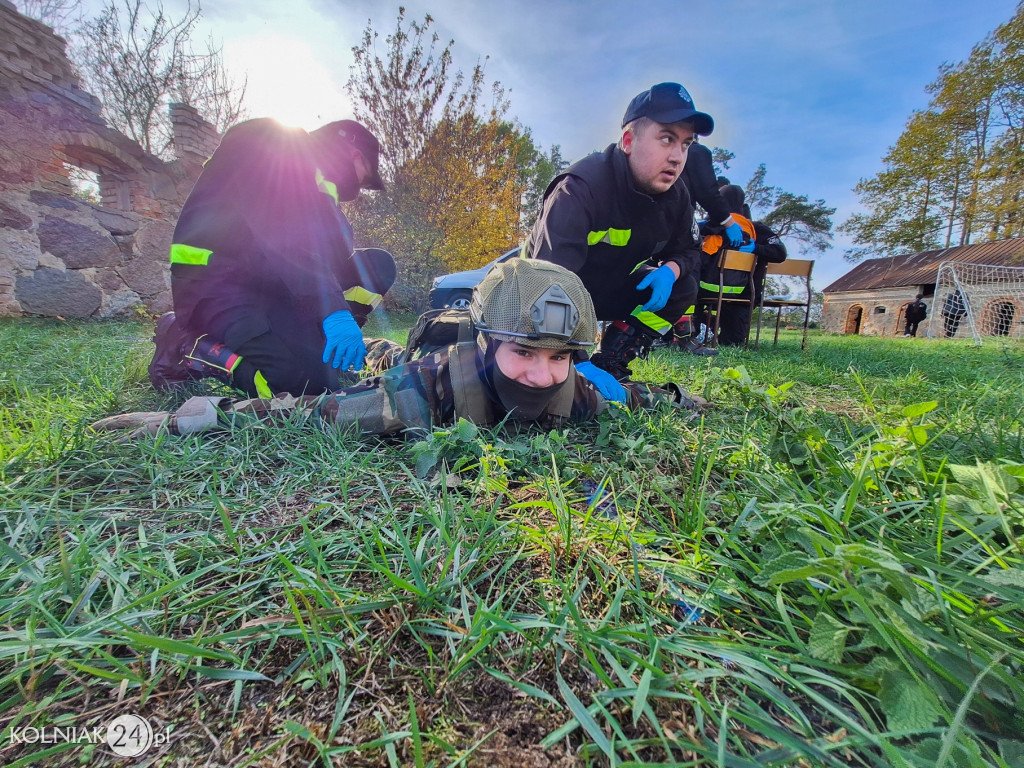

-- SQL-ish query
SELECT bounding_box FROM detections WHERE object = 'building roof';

[823,237,1024,293]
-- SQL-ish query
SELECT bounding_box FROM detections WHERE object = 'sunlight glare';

[225,34,353,131]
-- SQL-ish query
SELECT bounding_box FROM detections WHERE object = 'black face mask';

[482,341,572,422]
[491,366,564,421]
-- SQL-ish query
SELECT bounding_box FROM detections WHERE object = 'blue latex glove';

[575,361,627,404]
[724,221,745,247]
[636,264,677,313]
[322,310,366,370]
[738,240,756,253]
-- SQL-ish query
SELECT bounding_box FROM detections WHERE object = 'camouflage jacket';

[155,343,688,437]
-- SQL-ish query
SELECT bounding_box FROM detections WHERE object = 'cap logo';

[678,86,692,104]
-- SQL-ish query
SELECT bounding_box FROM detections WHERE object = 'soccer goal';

[931,261,1024,344]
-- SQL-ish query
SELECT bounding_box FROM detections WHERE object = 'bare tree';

[15,0,83,35]
[71,0,246,158]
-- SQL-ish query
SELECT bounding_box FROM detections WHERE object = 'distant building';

[821,238,1024,337]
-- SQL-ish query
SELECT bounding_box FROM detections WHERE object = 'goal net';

[931,261,1024,344]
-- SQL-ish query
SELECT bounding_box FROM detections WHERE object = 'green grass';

[1,316,1023,767]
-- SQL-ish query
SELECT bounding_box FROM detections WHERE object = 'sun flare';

[224,34,353,131]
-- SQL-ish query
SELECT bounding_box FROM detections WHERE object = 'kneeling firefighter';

[93,259,705,438]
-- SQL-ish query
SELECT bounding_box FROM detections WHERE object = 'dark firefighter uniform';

[682,142,736,229]
[526,145,702,331]
[524,145,702,371]
[170,118,395,397]
[698,185,787,346]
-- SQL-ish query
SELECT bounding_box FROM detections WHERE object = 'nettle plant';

[718,365,1024,766]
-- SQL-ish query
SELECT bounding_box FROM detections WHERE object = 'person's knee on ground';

[149,312,195,391]
[149,312,243,391]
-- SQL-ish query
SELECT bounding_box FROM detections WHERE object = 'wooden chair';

[754,259,814,350]
[704,249,757,349]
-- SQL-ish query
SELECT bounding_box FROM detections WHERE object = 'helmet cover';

[471,258,597,349]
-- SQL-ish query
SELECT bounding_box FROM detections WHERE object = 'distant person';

[678,141,747,350]
[698,184,787,346]
[904,294,927,337]
[523,82,717,394]
[149,117,396,398]
[941,289,967,338]
[94,260,703,438]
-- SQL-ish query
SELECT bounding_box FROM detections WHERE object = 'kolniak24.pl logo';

[8,714,171,757]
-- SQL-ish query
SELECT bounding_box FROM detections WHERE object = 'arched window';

[981,300,1017,337]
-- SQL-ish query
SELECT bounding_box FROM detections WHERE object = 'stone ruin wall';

[0,0,219,319]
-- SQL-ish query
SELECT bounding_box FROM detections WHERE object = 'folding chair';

[705,249,757,349]
[755,259,814,350]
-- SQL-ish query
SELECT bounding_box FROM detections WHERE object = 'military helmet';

[471,258,597,349]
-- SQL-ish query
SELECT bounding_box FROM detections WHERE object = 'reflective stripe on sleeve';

[343,285,382,309]
[315,169,339,204]
[253,371,273,398]
[699,281,745,294]
[170,244,214,266]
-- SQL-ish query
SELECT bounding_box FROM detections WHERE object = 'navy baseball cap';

[621,82,714,136]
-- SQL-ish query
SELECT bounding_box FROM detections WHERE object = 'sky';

[75,0,1024,290]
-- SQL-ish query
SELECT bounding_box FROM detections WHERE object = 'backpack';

[403,308,476,360]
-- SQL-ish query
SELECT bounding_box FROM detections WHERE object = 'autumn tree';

[345,9,542,309]
[517,138,567,229]
[841,2,1024,260]
[71,0,246,158]
[708,146,736,184]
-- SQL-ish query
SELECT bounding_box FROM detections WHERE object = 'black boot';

[590,321,656,381]
[670,316,719,356]
[676,336,719,356]
[183,336,241,385]
[149,312,199,391]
